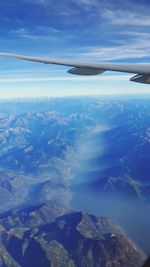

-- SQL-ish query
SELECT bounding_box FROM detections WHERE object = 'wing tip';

[0,52,17,57]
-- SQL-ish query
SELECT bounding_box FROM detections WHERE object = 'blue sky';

[0,0,150,98]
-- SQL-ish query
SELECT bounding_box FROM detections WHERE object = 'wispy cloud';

[74,29,150,61]
[103,9,150,26]
[9,28,39,40]
[8,26,74,44]
[0,74,131,83]
[80,44,150,61]
[23,0,49,5]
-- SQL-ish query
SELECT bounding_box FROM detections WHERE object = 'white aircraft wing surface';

[0,53,150,84]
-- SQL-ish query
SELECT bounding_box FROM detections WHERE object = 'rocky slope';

[0,202,70,230]
[0,206,146,267]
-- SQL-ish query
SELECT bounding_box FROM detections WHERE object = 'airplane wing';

[0,53,150,84]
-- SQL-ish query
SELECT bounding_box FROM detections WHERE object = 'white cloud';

[104,9,150,26]
[9,28,49,41]
[76,30,150,61]
[8,26,73,43]
[0,74,131,83]
[72,0,97,6]
[23,0,49,5]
